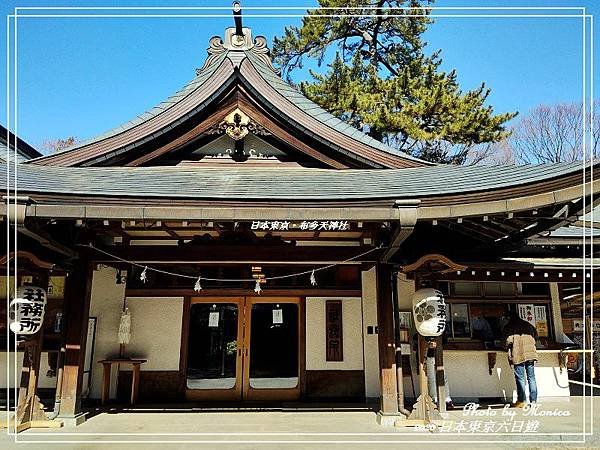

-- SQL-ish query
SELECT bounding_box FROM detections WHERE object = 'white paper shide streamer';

[118,307,131,345]
[194,276,202,292]
[140,266,148,283]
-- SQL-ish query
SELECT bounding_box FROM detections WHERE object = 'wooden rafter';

[0,251,55,269]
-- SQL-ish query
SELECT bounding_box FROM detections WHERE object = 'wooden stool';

[98,358,147,405]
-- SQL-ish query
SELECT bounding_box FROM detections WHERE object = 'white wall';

[361,267,380,398]
[87,266,127,399]
[0,351,56,389]
[86,266,184,400]
[444,350,570,401]
[396,273,415,310]
[124,297,184,371]
[305,297,363,371]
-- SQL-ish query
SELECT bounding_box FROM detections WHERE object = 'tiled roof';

[546,226,600,238]
[0,143,30,163]
[2,161,586,201]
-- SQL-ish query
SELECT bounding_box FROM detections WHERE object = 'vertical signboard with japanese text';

[325,300,343,361]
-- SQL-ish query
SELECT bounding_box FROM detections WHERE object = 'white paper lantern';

[411,288,446,337]
[9,286,47,335]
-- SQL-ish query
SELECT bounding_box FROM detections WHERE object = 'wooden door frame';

[179,295,306,402]
[242,296,304,402]
[183,297,245,401]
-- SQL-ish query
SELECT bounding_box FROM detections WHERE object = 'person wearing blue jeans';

[513,360,537,404]
[503,310,538,407]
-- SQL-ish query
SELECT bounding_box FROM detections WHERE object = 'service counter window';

[436,281,555,350]
[451,282,480,297]
[446,303,471,339]
[445,301,553,350]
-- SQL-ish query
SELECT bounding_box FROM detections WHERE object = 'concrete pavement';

[1,397,599,449]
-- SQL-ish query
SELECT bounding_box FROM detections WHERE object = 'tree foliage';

[507,102,599,164]
[41,136,77,154]
[272,0,516,164]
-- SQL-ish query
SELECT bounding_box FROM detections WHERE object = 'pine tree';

[272,0,516,164]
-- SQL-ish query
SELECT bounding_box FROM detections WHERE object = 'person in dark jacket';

[503,310,538,407]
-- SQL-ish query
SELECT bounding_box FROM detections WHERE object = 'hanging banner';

[9,286,47,335]
[411,288,446,337]
[533,305,548,337]
[272,308,283,324]
[517,304,536,326]
[208,311,220,327]
[118,308,131,344]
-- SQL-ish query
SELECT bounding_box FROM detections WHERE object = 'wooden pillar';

[376,263,399,415]
[550,283,565,340]
[57,261,93,423]
[435,335,447,413]
[15,332,46,427]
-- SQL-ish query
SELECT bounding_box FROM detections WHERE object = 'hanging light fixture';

[254,279,262,294]
[194,276,202,292]
[310,269,317,286]
[140,266,148,283]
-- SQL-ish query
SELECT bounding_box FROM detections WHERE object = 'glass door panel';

[186,302,240,391]
[185,297,301,402]
[247,302,299,390]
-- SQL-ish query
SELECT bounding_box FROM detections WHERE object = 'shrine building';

[1,11,598,427]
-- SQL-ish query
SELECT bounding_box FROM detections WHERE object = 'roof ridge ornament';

[207,107,270,141]
[196,1,278,74]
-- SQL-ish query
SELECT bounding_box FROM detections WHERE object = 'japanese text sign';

[9,286,47,335]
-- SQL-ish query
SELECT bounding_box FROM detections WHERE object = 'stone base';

[56,412,87,427]
[376,412,406,426]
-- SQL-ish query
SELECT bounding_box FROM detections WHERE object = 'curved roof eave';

[26,52,231,165]
[3,160,594,204]
[27,45,431,168]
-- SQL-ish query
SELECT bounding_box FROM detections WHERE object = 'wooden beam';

[125,97,238,166]
[160,225,181,240]
[57,261,93,424]
[401,254,467,274]
[381,204,419,262]
[376,263,399,415]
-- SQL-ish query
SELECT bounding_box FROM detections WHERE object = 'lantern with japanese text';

[9,286,47,335]
[411,288,446,337]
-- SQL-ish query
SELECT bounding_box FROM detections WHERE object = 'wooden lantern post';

[406,335,443,424]
[1,255,63,432]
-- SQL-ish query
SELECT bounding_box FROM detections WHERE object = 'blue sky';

[1,1,597,150]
